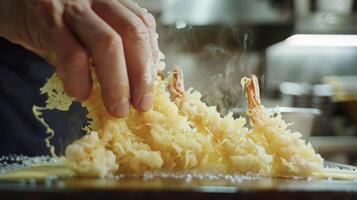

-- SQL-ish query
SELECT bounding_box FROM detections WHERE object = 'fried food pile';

[35,65,325,178]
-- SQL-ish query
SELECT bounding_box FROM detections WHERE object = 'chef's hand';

[0,0,159,117]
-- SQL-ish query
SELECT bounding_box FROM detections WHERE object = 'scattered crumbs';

[115,170,262,183]
[0,154,59,174]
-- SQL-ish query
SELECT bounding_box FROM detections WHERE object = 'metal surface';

[265,39,357,93]
[1,161,357,199]
[160,0,292,25]
[2,174,357,191]
[1,172,357,200]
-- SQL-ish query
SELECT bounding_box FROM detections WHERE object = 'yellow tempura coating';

[247,106,323,177]
[38,70,323,178]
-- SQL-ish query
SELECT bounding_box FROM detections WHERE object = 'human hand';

[0,0,161,117]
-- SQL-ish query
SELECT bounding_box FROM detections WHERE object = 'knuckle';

[133,72,154,88]
[95,31,122,50]
[138,10,156,30]
[124,21,150,41]
[64,1,90,17]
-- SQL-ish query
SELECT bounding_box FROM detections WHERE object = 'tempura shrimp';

[41,64,336,178]
[167,67,272,175]
[243,75,324,177]
[168,70,324,177]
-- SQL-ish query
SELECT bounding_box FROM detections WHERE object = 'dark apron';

[0,38,85,156]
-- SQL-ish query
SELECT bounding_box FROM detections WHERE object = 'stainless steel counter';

[1,173,357,200]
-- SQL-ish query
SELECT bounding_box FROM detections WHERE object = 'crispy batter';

[37,66,326,178]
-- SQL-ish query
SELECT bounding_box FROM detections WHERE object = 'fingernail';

[111,98,130,117]
[139,92,153,111]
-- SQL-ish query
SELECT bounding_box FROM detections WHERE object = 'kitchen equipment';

[157,0,294,51]
[323,75,357,127]
[295,0,357,34]
[279,82,312,107]
[160,0,292,26]
[278,82,336,136]
[265,35,357,94]
[323,76,357,102]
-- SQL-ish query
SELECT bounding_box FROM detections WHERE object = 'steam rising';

[159,24,261,115]
[202,32,258,115]
[203,49,242,115]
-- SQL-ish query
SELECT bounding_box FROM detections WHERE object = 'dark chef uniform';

[0,38,85,156]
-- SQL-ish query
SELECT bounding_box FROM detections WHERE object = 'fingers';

[52,28,91,101]
[117,0,160,65]
[92,0,154,112]
[64,3,130,117]
[39,13,91,101]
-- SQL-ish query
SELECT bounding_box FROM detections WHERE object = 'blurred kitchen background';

[136,0,357,165]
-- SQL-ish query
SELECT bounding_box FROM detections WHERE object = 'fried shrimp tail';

[168,65,185,102]
[243,74,324,177]
[243,75,261,123]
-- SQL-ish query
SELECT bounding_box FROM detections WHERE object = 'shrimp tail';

[243,74,261,123]
[168,65,185,103]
